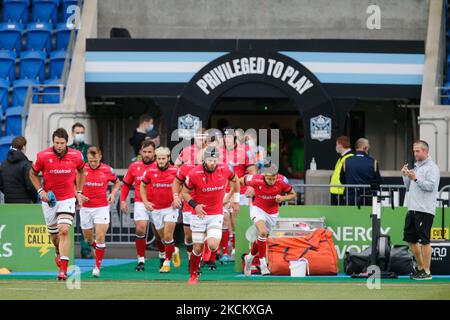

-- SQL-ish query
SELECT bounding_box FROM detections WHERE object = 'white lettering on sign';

[196,57,314,96]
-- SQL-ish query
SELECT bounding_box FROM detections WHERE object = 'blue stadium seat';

[61,0,78,22]
[25,22,53,51]
[55,22,72,51]
[443,80,450,105]
[19,50,47,80]
[0,136,16,163]
[31,0,59,23]
[0,50,17,81]
[49,50,68,79]
[43,78,62,103]
[3,0,30,24]
[5,106,24,136]
[0,79,11,112]
[12,78,39,106]
[0,22,24,52]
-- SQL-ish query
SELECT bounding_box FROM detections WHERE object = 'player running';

[174,128,208,167]
[140,147,180,273]
[221,127,257,262]
[29,128,86,280]
[120,140,157,271]
[181,146,240,284]
[79,146,121,278]
[242,162,296,276]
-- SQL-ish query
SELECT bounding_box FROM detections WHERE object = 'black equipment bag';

[387,245,415,275]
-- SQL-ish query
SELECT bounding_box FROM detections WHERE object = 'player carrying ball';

[242,162,296,276]
[79,146,121,278]
[181,146,240,284]
[140,147,180,273]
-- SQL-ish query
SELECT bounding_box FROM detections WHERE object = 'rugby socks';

[202,241,211,262]
[210,250,217,263]
[250,241,258,256]
[135,234,146,260]
[95,243,106,268]
[59,256,69,273]
[164,240,175,261]
[156,239,165,256]
[185,241,193,259]
[91,241,97,250]
[257,237,267,259]
[220,229,230,255]
[190,251,202,275]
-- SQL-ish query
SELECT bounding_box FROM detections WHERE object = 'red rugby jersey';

[82,163,118,208]
[120,160,155,203]
[142,165,178,210]
[32,147,85,201]
[185,164,235,215]
[244,174,292,214]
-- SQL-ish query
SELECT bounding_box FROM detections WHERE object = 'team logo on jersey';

[310,115,331,141]
[49,159,52,163]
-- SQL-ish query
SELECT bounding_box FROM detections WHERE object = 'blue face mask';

[146,124,154,133]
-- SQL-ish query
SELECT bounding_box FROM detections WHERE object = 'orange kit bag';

[267,228,338,275]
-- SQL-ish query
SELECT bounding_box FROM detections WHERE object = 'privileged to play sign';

[196,56,314,96]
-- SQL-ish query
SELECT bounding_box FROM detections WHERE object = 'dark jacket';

[129,129,147,156]
[340,151,381,205]
[0,149,38,203]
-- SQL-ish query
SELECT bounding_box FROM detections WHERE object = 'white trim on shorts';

[80,206,110,229]
[182,211,192,226]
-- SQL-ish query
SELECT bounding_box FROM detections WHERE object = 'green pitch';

[1,258,450,300]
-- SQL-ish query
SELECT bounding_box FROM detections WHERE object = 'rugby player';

[79,146,121,277]
[242,162,296,276]
[29,128,86,280]
[140,147,180,273]
[181,146,240,284]
[120,140,158,271]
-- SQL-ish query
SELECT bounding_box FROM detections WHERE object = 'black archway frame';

[172,51,340,169]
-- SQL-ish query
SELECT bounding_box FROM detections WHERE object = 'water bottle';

[310,157,317,171]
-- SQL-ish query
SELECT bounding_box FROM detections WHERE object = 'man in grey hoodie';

[402,140,440,280]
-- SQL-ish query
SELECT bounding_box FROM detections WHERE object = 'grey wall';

[98,0,429,40]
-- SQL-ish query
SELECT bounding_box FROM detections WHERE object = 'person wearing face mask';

[69,122,91,162]
[0,136,37,203]
[330,136,354,206]
[129,114,155,157]
[340,138,381,206]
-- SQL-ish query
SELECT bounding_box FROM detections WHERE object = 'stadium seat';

[0,50,17,81]
[42,78,62,103]
[19,50,47,80]
[55,22,73,51]
[25,22,53,52]
[443,80,450,105]
[5,106,24,136]
[49,50,68,79]
[0,22,24,52]
[61,0,80,23]
[3,0,30,24]
[0,79,11,112]
[12,78,39,106]
[0,136,16,163]
[31,0,59,23]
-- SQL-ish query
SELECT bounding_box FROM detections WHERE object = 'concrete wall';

[97,0,428,40]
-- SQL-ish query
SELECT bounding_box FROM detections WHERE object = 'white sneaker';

[243,254,253,276]
[92,267,100,278]
[259,259,270,276]
[231,249,236,261]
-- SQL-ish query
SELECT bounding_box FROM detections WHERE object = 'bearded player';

[120,140,158,271]
[181,146,240,284]
[29,128,86,280]
[140,147,181,273]
[242,162,296,275]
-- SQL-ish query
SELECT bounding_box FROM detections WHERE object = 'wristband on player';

[233,192,240,203]
[37,188,44,194]
[188,199,198,209]
[77,190,83,195]
[173,193,179,198]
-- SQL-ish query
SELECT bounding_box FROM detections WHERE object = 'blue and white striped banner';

[85,51,424,85]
